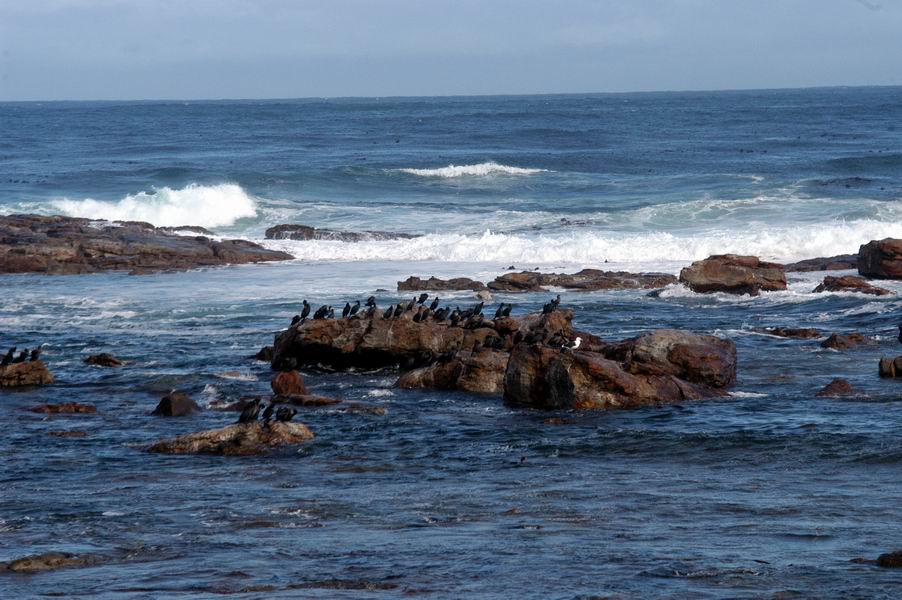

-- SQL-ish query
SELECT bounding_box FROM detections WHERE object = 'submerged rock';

[812,275,890,296]
[858,238,902,279]
[783,254,859,272]
[751,327,822,339]
[488,269,676,293]
[879,357,902,378]
[84,353,124,367]
[254,345,274,362]
[148,421,314,456]
[1,551,103,573]
[679,255,787,295]
[151,391,201,416]
[265,223,418,242]
[0,214,292,275]
[877,551,902,568]
[397,275,487,291]
[271,370,308,395]
[0,360,54,387]
[815,378,861,397]
[820,332,875,350]
[27,402,96,414]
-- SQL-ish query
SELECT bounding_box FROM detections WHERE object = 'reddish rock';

[84,353,123,367]
[151,391,201,416]
[396,348,510,394]
[487,269,676,293]
[815,378,860,397]
[148,421,314,456]
[820,332,875,350]
[276,394,342,407]
[254,346,274,362]
[858,238,902,279]
[679,255,787,295]
[271,370,308,396]
[1,552,103,573]
[28,402,96,414]
[783,254,859,272]
[878,551,902,568]
[879,357,897,378]
[752,327,822,339]
[812,275,890,296]
[397,276,487,291]
[0,360,54,387]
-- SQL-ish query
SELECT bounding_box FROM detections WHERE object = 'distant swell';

[50,183,258,228]
[398,161,547,178]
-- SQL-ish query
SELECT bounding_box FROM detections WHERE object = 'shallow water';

[3,88,902,597]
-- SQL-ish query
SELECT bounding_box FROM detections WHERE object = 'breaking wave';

[397,162,547,178]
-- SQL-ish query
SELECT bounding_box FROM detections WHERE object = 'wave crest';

[398,161,546,178]
[50,183,258,228]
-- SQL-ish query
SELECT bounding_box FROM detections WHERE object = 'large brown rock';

[820,332,875,350]
[396,348,510,394]
[783,254,858,272]
[151,392,201,416]
[84,353,123,367]
[879,357,902,378]
[397,276,487,291]
[815,379,860,398]
[271,370,307,395]
[858,238,902,279]
[503,329,736,410]
[1,552,103,573]
[0,214,292,275]
[488,269,676,293]
[679,255,787,295]
[812,275,890,296]
[147,421,314,456]
[751,327,822,339]
[0,360,54,387]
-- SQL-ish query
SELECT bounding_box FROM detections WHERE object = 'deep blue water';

[2,88,902,598]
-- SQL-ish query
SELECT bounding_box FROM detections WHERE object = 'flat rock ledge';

[265,223,418,242]
[679,255,787,296]
[1,551,104,573]
[0,214,292,275]
[148,421,314,456]
[488,269,677,293]
[813,275,890,296]
[0,360,54,387]
[783,254,859,272]
[397,276,487,291]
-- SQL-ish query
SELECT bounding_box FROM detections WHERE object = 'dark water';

[2,88,902,597]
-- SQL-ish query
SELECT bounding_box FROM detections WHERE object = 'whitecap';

[397,161,547,177]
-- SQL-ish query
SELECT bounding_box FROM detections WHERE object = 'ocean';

[2,87,902,597]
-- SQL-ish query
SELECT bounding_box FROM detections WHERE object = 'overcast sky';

[1,0,900,100]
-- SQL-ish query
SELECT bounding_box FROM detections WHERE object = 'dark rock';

[488,269,677,293]
[0,360,54,387]
[158,225,216,236]
[271,370,307,396]
[815,378,861,397]
[0,214,292,275]
[1,551,103,573]
[396,348,510,394]
[341,403,387,416]
[752,327,822,339]
[397,275,487,291]
[27,402,96,414]
[265,223,418,242]
[879,356,902,378]
[812,275,890,296]
[858,238,902,279]
[151,391,201,416]
[84,353,123,367]
[148,421,314,456]
[275,394,342,407]
[783,254,858,272]
[254,346,274,362]
[48,430,88,438]
[877,551,902,568]
[679,255,787,295]
[820,332,875,350]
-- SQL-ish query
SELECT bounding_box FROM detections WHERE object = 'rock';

[151,391,201,416]
[397,275,487,292]
[503,329,735,410]
[0,214,292,275]
[858,238,902,279]
[877,551,902,568]
[341,403,387,416]
[275,394,342,407]
[0,360,54,387]
[264,223,418,242]
[679,255,787,295]
[475,290,494,301]
[159,225,216,236]
[812,275,890,296]
[27,402,96,414]
[751,327,822,339]
[815,378,861,397]
[254,346,274,362]
[488,269,677,293]
[1,551,102,573]
[396,348,511,394]
[148,421,314,456]
[84,353,124,367]
[879,357,902,378]
[820,332,875,350]
[271,370,307,396]
[783,254,859,272]
[48,430,88,438]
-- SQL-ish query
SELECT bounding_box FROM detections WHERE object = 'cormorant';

[13,349,28,364]
[493,304,506,319]
[551,294,561,307]
[366,296,377,307]
[413,307,424,323]
[237,398,263,423]
[898,324,902,344]
[275,407,297,422]
[291,315,301,326]
[261,402,275,424]
[429,297,440,311]
[349,300,361,316]
[383,305,395,319]
[300,300,311,320]
[1,347,15,367]
[313,305,328,319]
[365,305,376,319]
[417,293,429,305]
[473,301,484,315]
[29,346,42,362]
[406,298,416,312]
[501,304,512,317]
[342,302,352,318]
[394,304,404,319]
[542,302,554,314]
[326,306,335,319]
[449,311,461,327]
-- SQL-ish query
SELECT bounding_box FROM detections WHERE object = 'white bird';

[571,337,582,349]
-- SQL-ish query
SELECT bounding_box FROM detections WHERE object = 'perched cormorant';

[313,305,328,319]
[542,302,554,314]
[413,307,425,323]
[501,304,512,317]
[1,347,15,367]
[406,298,417,312]
[237,398,263,423]
[493,304,506,319]
[300,300,311,320]
[394,304,404,319]
[449,311,461,327]
[342,302,352,318]
[898,324,902,344]
[365,305,376,319]
[383,305,395,319]
[417,293,429,305]
[275,407,297,422]
[13,349,28,364]
[291,315,301,326]
[473,301,484,315]
[366,296,377,307]
[348,300,361,317]
[429,297,440,311]
[326,306,335,319]
[29,346,42,362]
[551,294,561,307]
[261,402,275,424]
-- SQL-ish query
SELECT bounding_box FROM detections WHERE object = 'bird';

[542,302,554,314]
[276,407,297,422]
[473,301,484,315]
[291,314,301,326]
[261,402,275,424]
[406,298,417,312]
[365,305,377,319]
[383,305,395,319]
[413,307,425,323]
[237,398,263,424]
[300,300,311,320]
[366,296,377,307]
[12,349,28,364]
[394,305,404,319]
[501,304,512,317]
[898,324,902,344]
[348,300,361,317]
[342,302,352,318]
[494,304,505,319]
[562,337,582,352]
[551,294,561,308]
[326,306,335,319]
[417,293,429,305]
[313,305,328,319]
[29,346,43,362]
[0,347,15,367]
[429,297,440,311]
[449,311,461,327]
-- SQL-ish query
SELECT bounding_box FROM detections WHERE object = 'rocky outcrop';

[254,346,274,362]
[751,327,822,339]
[27,402,96,414]
[1,551,104,573]
[84,353,124,367]
[396,348,510,394]
[815,378,861,397]
[820,332,875,350]
[783,254,858,272]
[271,370,307,396]
[151,391,201,416]
[679,255,787,295]
[0,360,54,387]
[397,276,487,291]
[488,269,677,293]
[0,214,292,275]
[877,551,902,568]
[879,357,902,378]
[858,238,902,279]
[503,329,736,410]
[265,224,417,242]
[812,275,890,296]
[148,421,314,456]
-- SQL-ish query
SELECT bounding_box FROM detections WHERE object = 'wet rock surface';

[858,238,902,279]
[148,421,314,456]
[879,357,902,378]
[396,348,511,394]
[265,223,418,242]
[679,255,787,295]
[397,276,487,291]
[271,370,307,396]
[812,275,890,296]
[151,391,201,416]
[783,254,859,272]
[815,378,861,397]
[0,360,54,387]
[1,551,104,573]
[0,214,292,275]
[27,402,96,414]
[751,327,822,339]
[84,353,124,367]
[487,269,676,293]
[820,332,875,350]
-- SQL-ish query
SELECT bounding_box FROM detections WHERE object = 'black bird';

[365,305,377,319]
[261,402,275,424]
[276,407,297,422]
[383,305,395,319]
[313,305,328,319]
[342,302,352,318]
[542,302,554,314]
[366,296,377,307]
[406,297,417,312]
[413,307,425,323]
[238,398,263,424]
[394,304,404,319]
[1,347,15,367]
[429,297,440,311]
[551,294,561,307]
[326,306,335,319]
[29,346,43,362]
[493,303,506,319]
[291,314,301,326]
[348,300,361,317]
[501,304,512,317]
[898,324,902,344]
[300,300,311,320]
[473,301,484,315]
[449,311,461,327]
[13,349,28,364]
[417,293,429,305]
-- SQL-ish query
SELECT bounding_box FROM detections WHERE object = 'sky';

[0,0,900,100]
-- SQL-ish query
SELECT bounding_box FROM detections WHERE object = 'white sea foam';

[398,161,547,178]
[50,183,258,228]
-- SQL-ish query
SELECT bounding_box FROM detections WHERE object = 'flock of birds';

[0,345,42,367]
[236,397,297,426]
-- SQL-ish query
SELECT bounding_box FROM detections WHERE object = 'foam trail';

[398,162,547,177]
[50,183,258,228]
